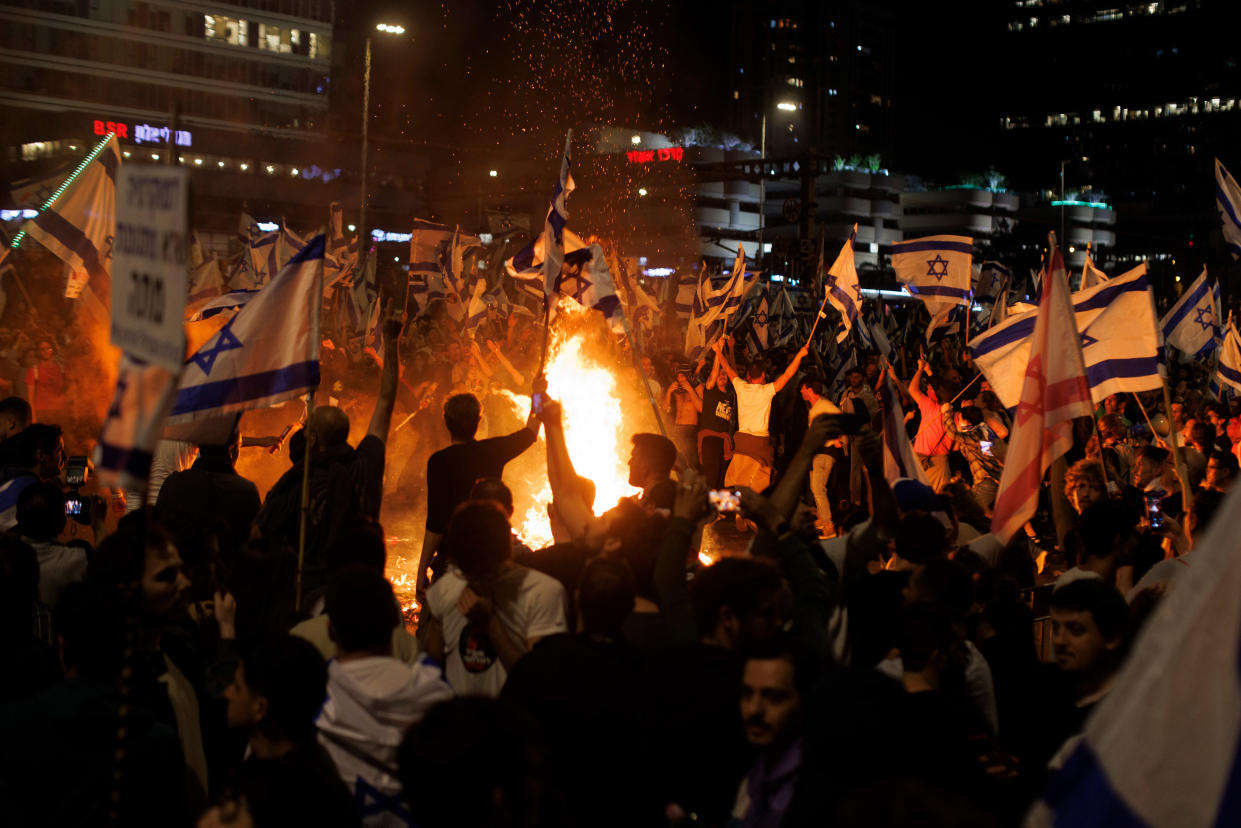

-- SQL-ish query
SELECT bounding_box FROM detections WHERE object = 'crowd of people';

[0,277,1236,828]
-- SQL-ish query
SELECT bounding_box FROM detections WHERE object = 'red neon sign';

[93,119,129,139]
[626,147,684,164]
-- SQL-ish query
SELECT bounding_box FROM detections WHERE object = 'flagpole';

[1080,241,1092,290]
[1140,268,1195,516]
[294,252,326,612]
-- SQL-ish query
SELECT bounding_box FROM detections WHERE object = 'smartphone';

[1144,493,1163,530]
[65,497,83,516]
[980,440,993,456]
[65,455,89,487]
[708,489,741,513]
[532,392,546,415]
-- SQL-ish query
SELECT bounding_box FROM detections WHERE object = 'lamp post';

[757,101,798,272]
[357,22,405,278]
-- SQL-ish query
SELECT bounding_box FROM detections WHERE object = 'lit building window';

[204,14,248,47]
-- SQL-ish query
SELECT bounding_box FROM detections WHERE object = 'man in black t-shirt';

[416,392,538,598]
[697,365,735,489]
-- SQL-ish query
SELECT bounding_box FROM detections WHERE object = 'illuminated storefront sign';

[93,119,192,147]
[626,147,684,164]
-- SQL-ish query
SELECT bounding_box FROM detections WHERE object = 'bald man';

[255,306,404,605]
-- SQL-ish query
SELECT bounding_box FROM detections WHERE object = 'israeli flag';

[543,131,575,296]
[1219,321,1241,395]
[675,265,701,320]
[1027,482,1241,828]
[685,245,755,355]
[168,235,324,424]
[771,288,797,347]
[188,288,257,322]
[825,228,862,343]
[409,218,453,276]
[1160,268,1220,358]
[504,226,587,281]
[975,261,1011,313]
[94,354,180,491]
[1081,253,1109,289]
[746,294,769,356]
[969,263,1161,410]
[1215,158,1241,259]
[463,278,489,337]
[19,133,119,298]
[892,235,973,342]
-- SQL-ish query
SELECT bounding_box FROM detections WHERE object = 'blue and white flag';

[1027,481,1241,828]
[185,256,225,319]
[543,131,575,296]
[189,288,257,322]
[168,235,324,424]
[771,288,797,347]
[893,235,973,342]
[463,278,489,338]
[349,248,379,332]
[0,473,37,531]
[969,263,1161,410]
[409,219,453,276]
[1218,320,1241,396]
[685,245,755,356]
[93,353,180,491]
[19,133,119,299]
[825,227,862,343]
[746,294,769,356]
[1081,252,1108,289]
[570,244,623,331]
[1160,268,1220,358]
[675,265,700,320]
[325,201,357,289]
[975,261,1011,314]
[878,366,929,486]
[504,227,587,282]
[1215,158,1241,260]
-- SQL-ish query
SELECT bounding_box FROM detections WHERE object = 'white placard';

[111,166,189,371]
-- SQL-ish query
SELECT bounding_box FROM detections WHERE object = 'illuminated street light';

[489,169,498,177]
[776,101,798,111]
[359,22,408,277]
[240,163,249,171]
[151,153,160,161]
[631,134,642,144]
[638,188,648,196]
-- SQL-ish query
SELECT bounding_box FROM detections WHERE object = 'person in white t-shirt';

[424,500,567,697]
[711,339,808,491]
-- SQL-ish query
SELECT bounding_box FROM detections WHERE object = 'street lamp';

[757,101,798,267]
[358,22,406,277]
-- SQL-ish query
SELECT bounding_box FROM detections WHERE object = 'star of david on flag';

[926,254,950,281]
[168,235,325,424]
[1160,267,1221,359]
[187,315,243,375]
[892,235,973,342]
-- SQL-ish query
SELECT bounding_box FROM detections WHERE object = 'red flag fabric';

[990,240,1093,543]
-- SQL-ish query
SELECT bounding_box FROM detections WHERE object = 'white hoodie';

[317,655,453,827]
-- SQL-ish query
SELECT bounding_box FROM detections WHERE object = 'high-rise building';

[989,0,1241,274]
[727,0,897,162]
[0,0,424,238]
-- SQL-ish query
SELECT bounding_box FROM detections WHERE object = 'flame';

[496,304,643,548]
